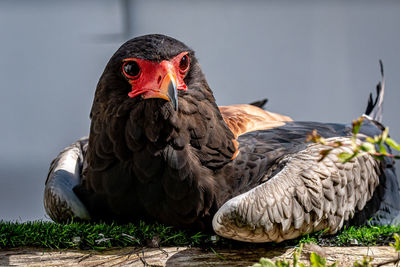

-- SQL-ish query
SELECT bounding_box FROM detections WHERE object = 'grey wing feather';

[212,137,381,242]
[44,137,90,222]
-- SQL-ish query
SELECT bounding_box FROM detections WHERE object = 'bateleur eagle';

[44,34,400,243]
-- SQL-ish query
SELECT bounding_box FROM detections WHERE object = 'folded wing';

[213,137,381,242]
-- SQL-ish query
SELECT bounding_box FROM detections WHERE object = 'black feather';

[69,36,399,232]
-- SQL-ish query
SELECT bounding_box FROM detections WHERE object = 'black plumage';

[45,34,400,242]
[74,35,237,229]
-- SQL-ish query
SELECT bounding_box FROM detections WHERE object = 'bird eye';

[123,61,141,79]
[179,55,190,73]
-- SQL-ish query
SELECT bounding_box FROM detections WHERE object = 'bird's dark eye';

[123,61,141,79]
[179,55,190,73]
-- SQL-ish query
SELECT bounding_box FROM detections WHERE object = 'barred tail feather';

[364,60,385,123]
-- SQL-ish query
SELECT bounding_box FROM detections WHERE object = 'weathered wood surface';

[0,245,399,266]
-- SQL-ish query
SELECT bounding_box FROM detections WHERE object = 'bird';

[44,34,400,243]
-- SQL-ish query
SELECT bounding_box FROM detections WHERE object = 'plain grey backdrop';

[1,0,399,221]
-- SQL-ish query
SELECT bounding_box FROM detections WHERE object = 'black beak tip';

[168,81,178,111]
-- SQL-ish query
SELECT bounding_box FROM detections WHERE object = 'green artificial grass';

[1,220,400,250]
[0,220,210,250]
[314,224,400,246]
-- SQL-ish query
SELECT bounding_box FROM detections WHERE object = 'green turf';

[1,220,400,250]
[0,220,210,250]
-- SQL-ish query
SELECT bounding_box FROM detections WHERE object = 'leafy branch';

[306,116,400,163]
[253,234,400,267]
[253,243,336,267]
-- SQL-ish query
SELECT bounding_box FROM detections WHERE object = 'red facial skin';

[122,52,189,99]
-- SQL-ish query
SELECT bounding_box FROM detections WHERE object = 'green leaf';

[293,243,304,267]
[381,127,389,142]
[253,258,276,267]
[337,152,356,163]
[352,117,364,135]
[275,260,290,267]
[386,138,400,151]
[310,252,326,267]
[378,144,387,154]
[365,137,376,144]
[390,233,400,251]
[353,256,373,267]
[372,155,385,161]
[360,142,376,154]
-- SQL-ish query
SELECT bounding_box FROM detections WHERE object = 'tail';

[249,98,268,109]
[359,61,400,226]
[364,60,385,123]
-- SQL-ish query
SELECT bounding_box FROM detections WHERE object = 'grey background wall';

[1,0,399,221]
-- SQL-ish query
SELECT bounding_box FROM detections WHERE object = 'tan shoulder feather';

[219,104,292,138]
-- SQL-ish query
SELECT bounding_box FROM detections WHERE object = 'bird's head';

[122,50,189,110]
[92,34,208,114]
[88,34,236,170]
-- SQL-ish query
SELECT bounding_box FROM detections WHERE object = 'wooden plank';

[0,245,399,266]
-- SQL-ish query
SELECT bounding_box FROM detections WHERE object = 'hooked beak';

[142,72,178,111]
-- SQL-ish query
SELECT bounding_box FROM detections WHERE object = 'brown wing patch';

[219,104,292,138]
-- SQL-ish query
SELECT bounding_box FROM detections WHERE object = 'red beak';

[126,60,180,110]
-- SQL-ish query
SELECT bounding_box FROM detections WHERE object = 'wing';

[219,104,292,138]
[213,119,400,242]
[216,121,352,198]
[213,137,380,242]
[44,138,90,222]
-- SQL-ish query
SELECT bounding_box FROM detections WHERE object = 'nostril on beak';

[157,75,162,84]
